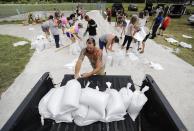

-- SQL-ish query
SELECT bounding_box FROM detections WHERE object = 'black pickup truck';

[1,73,187,131]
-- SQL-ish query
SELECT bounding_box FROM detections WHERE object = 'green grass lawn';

[0,20,23,25]
[0,3,101,18]
[0,35,33,94]
[146,15,194,66]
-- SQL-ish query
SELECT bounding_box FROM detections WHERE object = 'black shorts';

[143,33,150,42]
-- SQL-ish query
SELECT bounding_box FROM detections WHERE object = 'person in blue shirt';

[150,11,164,39]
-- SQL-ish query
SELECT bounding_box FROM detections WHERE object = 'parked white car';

[188,15,194,24]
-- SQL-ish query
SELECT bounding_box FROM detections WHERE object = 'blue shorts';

[99,39,106,49]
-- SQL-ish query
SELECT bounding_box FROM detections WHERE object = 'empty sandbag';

[119,83,133,109]
[127,86,149,121]
[47,87,65,117]
[61,79,81,113]
[105,88,126,122]
[80,87,110,118]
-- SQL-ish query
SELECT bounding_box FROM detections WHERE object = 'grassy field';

[0,20,23,25]
[0,3,102,18]
[148,16,194,66]
[106,3,194,66]
[0,35,33,94]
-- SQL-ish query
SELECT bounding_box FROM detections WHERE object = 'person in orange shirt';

[158,15,171,36]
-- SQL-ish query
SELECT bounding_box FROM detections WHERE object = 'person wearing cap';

[74,38,105,79]
[65,23,83,43]
[99,34,119,52]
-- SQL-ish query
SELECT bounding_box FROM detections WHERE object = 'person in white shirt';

[121,15,138,53]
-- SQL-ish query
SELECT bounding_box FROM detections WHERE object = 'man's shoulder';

[95,48,102,56]
[81,48,87,53]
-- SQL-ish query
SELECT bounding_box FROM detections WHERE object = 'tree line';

[0,0,191,4]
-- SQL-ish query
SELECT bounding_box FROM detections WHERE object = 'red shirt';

[162,16,171,28]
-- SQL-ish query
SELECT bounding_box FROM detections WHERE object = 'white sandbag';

[36,40,46,52]
[74,117,96,126]
[47,87,64,117]
[105,54,113,66]
[54,112,73,123]
[29,27,34,31]
[182,34,192,39]
[61,79,81,113]
[128,53,139,61]
[13,41,28,47]
[80,87,109,118]
[70,42,81,55]
[42,38,50,48]
[72,104,88,120]
[31,40,38,49]
[134,27,147,42]
[112,50,125,66]
[37,35,46,40]
[38,88,55,125]
[149,61,164,70]
[165,37,178,43]
[119,83,133,109]
[86,106,102,122]
[179,42,192,49]
[127,86,149,121]
[105,88,126,122]
[74,107,101,126]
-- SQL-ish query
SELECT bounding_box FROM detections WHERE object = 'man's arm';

[81,51,103,78]
[106,38,114,52]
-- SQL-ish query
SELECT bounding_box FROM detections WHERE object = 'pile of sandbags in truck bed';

[38,79,149,126]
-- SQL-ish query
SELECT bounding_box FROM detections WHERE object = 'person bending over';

[75,38,105,79]
[99,34,119,52]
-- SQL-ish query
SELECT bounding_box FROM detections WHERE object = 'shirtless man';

[74,38,105,79]
[99,34,119,52]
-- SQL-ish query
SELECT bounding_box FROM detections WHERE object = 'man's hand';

[81,73,91,78]
[74,74,80,79]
